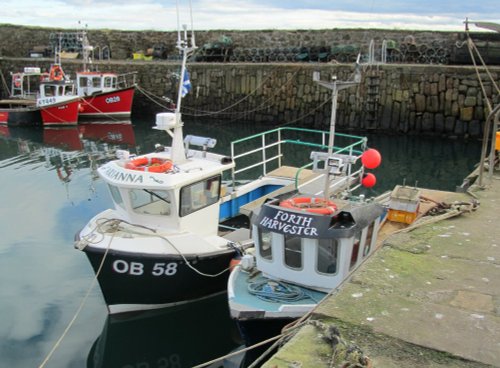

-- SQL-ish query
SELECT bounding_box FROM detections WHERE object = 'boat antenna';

[169,1,197,164]
[189,0,196,47]
[313,55,361,199]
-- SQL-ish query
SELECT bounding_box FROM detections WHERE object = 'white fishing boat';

[74,16,313,314]
[227,66,386,347]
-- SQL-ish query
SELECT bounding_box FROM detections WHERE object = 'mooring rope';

[38,219,119,368]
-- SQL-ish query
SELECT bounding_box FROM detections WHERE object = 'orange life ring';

[13,74,21,88]
[125,157,173,173]
[279,196,337,215]
[49,65,64,81]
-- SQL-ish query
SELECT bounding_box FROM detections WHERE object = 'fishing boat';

[0,66,81,127]
[74,30,136,119]
[74,19,305,314]
[227,68,386,347]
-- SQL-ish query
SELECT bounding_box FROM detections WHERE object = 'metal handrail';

[229,127,366,189]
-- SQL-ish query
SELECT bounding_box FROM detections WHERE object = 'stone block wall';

[0,57,498,138]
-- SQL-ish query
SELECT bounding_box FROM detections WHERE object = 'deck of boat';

[229,266,326,318]
[239,165,323,217]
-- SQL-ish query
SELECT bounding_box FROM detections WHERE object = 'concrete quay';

[262,166,500,367]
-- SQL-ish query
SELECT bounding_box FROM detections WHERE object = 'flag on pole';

[181,69,192,97]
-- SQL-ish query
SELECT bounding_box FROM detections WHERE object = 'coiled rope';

[248,280,314,303]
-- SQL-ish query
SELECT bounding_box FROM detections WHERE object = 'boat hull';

[82,246,235,314]
[0,107,42,126]
[40,98,81,126]
[79,86,135,119]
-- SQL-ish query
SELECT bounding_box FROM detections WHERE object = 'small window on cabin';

[317,239,338,274]
[179,175,221,217]
[79,77,88,87]
[258,229,273,260]
[64,85,74,95]
[44,85,55,96]
[349,231,362,270]
[129,188,171,216]
[104,77,113,88]
[284,235,302,270]
[363,221,376,257]
[108,184,125,210]
[92,77,101,88]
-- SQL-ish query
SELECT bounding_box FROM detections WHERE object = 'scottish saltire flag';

[181,69,192,97]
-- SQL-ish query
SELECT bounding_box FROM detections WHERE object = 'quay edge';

[262,165,500,367]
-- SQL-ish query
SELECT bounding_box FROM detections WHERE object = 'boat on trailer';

[0,66,81,127]
[227,66,386,347]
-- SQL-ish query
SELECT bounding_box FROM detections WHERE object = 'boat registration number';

[112,260,178,276]
[105,96,121,104]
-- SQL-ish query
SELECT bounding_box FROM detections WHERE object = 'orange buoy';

[280,196,337,215]
[125,157,173,173]
[361,148,382,169]
[361,173,377,188]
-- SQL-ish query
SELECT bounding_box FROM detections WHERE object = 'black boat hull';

[83,246,236,313]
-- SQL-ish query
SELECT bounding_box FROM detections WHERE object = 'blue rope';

[248,280,313,303]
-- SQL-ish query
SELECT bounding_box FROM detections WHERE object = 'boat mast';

[314,57,361,199]
[170,0,197,164]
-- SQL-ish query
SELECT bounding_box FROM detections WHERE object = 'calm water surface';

[0,116,481,367]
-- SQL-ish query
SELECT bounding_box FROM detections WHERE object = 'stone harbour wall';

[0,57,498,138]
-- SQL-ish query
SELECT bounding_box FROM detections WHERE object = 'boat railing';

[229,126,367,190]
[116,72,138,89]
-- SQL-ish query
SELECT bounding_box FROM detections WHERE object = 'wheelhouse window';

[92,77,101,88]
[180,175,221,217]
[349,231,362,270]
[284,235,302,270]
[317,238,338,274]
[108,184,125,210]
[79,77,89,88]
[258,228,273,260]
[129,188,171,216]
[43,85,55,96]
[363,221,376,257]
[103,76,115,88]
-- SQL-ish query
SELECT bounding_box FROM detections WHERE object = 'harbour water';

[0,115,481,368]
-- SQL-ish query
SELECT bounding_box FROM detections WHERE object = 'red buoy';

[361,149,382,169]
[361,173,377,188]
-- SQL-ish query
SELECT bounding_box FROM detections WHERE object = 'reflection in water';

[0,121,136,183]
[87,294,244,368]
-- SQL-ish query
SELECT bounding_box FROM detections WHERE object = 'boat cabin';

[37,79,77,106]
[76,71,119,96]
[98,142,235,237]
[251,197,384,292]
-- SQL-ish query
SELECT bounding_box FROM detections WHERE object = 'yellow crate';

[388,209,417,224]
[133,52,144,60]
[496,132,500,151]
[143,55,153,61]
